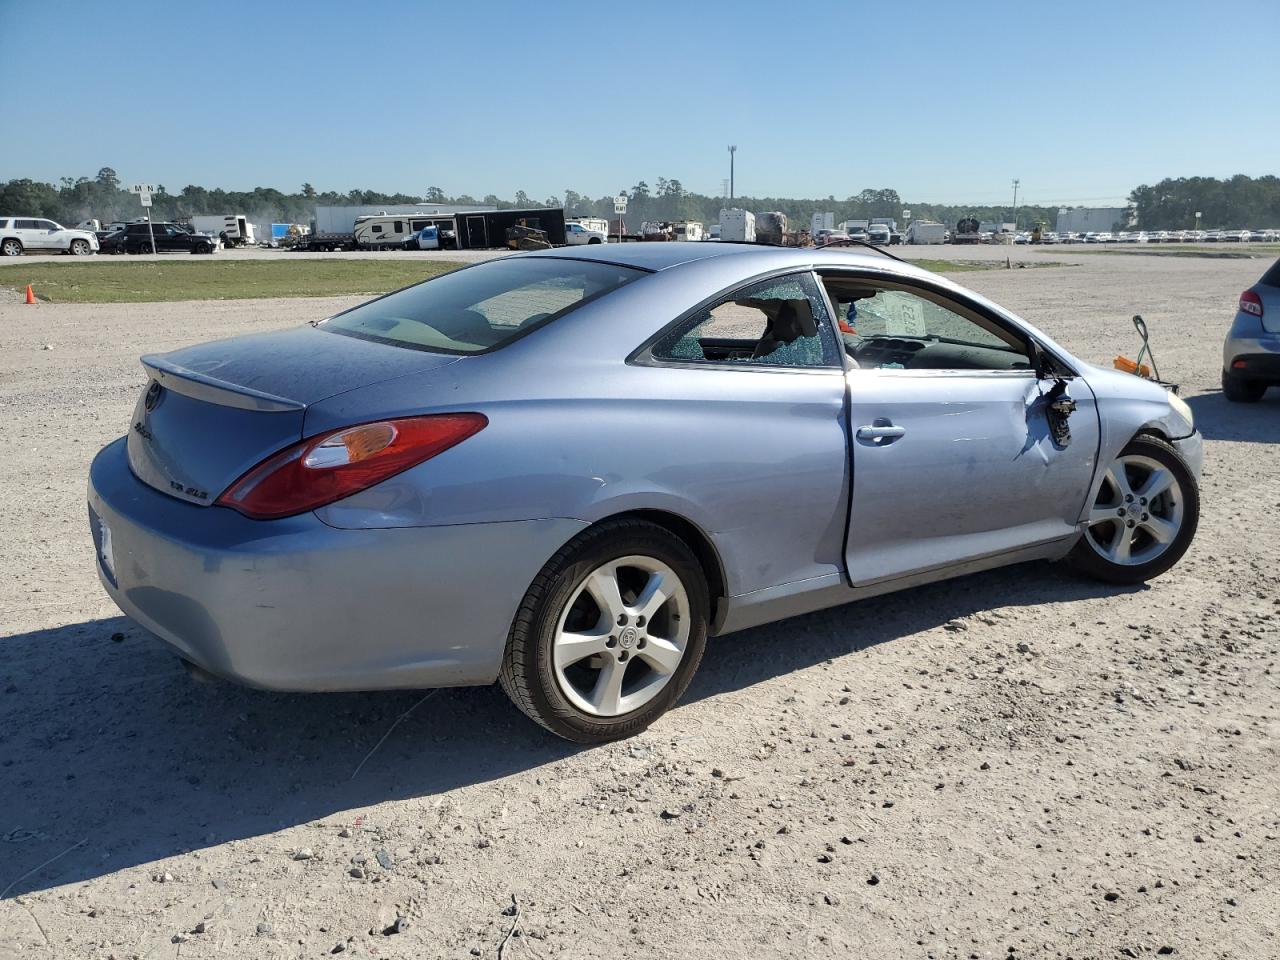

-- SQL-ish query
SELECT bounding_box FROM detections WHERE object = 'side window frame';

[631,268,844,374]
[816,268,1078,378]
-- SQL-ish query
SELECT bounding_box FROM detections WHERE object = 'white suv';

[0,217,100,256]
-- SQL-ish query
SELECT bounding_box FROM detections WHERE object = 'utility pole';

[1011,178,1020,230]
[728,145,737,201]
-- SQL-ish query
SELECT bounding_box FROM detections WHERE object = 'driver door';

[824,276,1101,586]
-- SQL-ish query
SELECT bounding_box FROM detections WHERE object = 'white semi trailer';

[190,215,257,247]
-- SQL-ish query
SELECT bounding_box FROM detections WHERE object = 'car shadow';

[1186,390,1280,443]
[0,562,1136,898]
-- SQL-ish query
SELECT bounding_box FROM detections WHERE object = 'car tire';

[1222,369,1267,403]
[499,518,709,743]
[196,243,213,255]
[1,239,22,256]
[70,239,91,256]
[1066,434,1198,585]
[588,237,602,245]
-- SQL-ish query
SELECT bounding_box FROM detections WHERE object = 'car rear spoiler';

[140,355,306,413]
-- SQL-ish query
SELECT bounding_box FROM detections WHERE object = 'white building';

[1056,207,1131,234]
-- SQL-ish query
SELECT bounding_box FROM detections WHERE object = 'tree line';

[1127,175,1280,230]
[3,167,1276,233]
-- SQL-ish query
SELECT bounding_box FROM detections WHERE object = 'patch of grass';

[911,259,1068,273]
[0,259,462,303]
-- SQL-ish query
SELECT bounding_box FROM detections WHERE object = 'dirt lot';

[1,252,1277,960]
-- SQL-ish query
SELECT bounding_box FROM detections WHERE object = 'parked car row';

[1015,229,1280,245]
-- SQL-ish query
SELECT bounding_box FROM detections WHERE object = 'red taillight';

[216,413,487,519]
[1240,290,1264,317]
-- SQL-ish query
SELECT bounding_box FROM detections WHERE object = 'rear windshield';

[322,257,646,354]
[1261,258,1280,288]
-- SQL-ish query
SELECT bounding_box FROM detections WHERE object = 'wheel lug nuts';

[637,638,646,649]
[606,636,617,648]
[1116,508,1126,517]
[619,650,629,662]
[1126,520,1135,528]
[1141,513,1148,521]
[635,616,646,627]
[1125,494,1134,503]
[617,615,628,626]
[1140,497,1147,505]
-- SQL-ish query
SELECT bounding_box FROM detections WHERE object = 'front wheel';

[500,519,709,743]
[1222,369,1267,403]
[1067,434,1198,585]
[70,239,91,256]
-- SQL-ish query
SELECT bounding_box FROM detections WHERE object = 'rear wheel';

[1,239,21,257]
[500,519,708,743]
[1067,434,1198,585]
[1222,369,1267,403]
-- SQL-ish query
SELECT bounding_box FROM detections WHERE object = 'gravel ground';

[0,253,1277,960]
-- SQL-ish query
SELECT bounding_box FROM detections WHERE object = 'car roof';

[522,240,910,273]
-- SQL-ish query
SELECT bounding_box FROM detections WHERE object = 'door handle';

[856,423,906,442]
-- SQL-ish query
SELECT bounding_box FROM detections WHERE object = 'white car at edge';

[0,217,100,256]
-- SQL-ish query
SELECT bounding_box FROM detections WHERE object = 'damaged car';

[87,243,1202,742]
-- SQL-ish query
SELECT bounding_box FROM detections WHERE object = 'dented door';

[843,370,1099,585]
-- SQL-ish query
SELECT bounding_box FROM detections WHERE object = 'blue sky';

[2,0,1274,205]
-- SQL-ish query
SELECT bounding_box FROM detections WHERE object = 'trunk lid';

[127,325,461,506]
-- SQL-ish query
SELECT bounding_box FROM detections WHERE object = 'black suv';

[102,223,217,255]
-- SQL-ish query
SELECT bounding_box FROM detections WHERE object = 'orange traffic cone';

[24,285,36,304]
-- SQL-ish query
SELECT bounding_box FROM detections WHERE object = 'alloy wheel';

[1084,454,1185,566]
[2,240,20,256]
[552,555,690,717]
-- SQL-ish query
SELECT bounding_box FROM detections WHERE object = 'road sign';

[139,191,153,207]
[130,183,156,195]
[613,195,627,214]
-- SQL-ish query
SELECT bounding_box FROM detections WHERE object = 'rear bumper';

[1223,312,1280,380]
[88,438,584,691]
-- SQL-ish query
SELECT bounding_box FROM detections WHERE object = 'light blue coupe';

[88,243,1202,741]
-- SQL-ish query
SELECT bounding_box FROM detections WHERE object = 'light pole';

[1011,178,1020,230]
[728,145,737,201]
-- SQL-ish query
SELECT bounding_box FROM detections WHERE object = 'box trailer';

[453,208,567,249]
[719,208,756,242]
[190,215,256,247]
[905,221,946,244]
